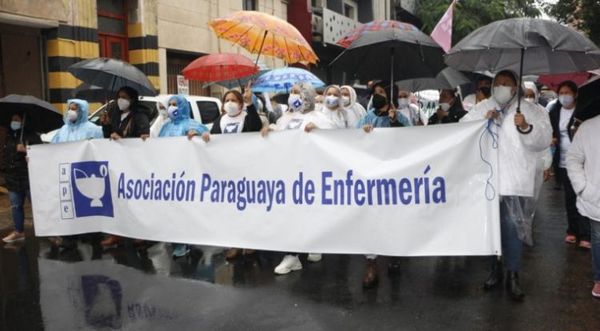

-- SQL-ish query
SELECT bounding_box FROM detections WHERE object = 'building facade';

[0,0,420,111]
[288,0,421,85]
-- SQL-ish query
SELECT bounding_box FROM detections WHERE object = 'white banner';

[29,121,500,256]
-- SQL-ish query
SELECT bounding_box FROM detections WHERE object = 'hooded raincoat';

[272,83,334,131]
[461,74,552,198]
[340,85,367,128]
[52,99,103,143]
[159,95,208,137]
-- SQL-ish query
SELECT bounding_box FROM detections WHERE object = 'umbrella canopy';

[182,53,258,82]
[445,18,600,75]
[536,72,591,90]
[251,67,325,93]
[336,20,422,48]
[574,75,600,121]
[330,26,446,84]
[209,11,318,65]
[396,67,471,91]
[0,94,63,133]
[68,58,157,96]
[202,61,270,89]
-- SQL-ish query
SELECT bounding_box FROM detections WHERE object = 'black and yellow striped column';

[46,0,100,112]
[46,25,100,112]
[128,23,159,93]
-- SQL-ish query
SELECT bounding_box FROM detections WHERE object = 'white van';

[41,95,222,142]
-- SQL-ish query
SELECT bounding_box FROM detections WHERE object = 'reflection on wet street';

[1,183,599,330]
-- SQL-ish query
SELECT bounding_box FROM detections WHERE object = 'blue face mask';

[10,121,22,131]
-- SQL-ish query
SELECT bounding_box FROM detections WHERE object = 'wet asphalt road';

[0,182,599,331]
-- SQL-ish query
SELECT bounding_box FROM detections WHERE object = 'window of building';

[343,0,357,20]
[97,0,128,60]
[243,0,257,11]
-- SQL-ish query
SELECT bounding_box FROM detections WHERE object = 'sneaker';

[307,253,322,262]
[172,244,190,258]
[564,235,577,244]
[2,231,25,243]
[593,283,600,299]
[274,255,302,275]
[579,240,591,250]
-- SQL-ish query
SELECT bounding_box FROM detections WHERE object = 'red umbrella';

[336,20,421,48]
[537,72,591,91]
[182,53,258,82]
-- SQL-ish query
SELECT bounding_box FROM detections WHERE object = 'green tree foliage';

[418,0,541,46]
[546,0,600,46]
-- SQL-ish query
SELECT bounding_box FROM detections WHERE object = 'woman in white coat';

[262,82,334,275]
[566,115,600,298]
[340,85,367,128]
[461,70,552,301]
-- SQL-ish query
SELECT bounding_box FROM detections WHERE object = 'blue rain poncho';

[357,108,412,128]
[159,95,208,137]
[51,99,103,143]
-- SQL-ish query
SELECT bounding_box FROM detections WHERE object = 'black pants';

[559,168,591,241]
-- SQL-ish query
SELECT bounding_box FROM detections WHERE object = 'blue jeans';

[9,191,29,233]
[591,220,600,282]
[500,198,523,272]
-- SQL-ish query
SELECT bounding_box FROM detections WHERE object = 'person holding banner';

[210,84,263,135]
[1,113,42,243]
[50,99,103,248]
[211,85,262,260]
[461,70,552,301]
[262,82,334,274]
[358,81,411,133]
[159,94,209,258]
[100,86,152,248]
[357,81,411,289]
[566,114,600,298]
[52,99,103,143]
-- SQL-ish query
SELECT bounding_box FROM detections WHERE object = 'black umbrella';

[574,75,600,121]
[330,26,446,98]
[445,18,600,112]
[0,94,63,135]
[396,67,471,91]
[68,58,157,96]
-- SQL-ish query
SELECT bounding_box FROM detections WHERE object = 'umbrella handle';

[255,31,268,67]
[516,48,524,114]
[19,113,26,143]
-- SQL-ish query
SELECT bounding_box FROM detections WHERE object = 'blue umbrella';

[251,67,324,93]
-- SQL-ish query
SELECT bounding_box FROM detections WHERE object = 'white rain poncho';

[461,71,552,245]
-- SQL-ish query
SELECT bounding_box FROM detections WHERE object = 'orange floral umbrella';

[209,11,318,65]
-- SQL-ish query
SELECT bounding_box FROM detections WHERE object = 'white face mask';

[224,101,241,116]
[341,96,351,106]
[325,95,339,108]
[559,95,574,107]
[493,86,515,105]
[524,97,535,103]
[288,93,304,112]
[439,103,451,112]
[117,98,131,111]
[167,105,179,120]
[67,109,78,122]
[397,98,410,108]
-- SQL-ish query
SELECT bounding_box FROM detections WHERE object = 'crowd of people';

[2,69,599,302]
